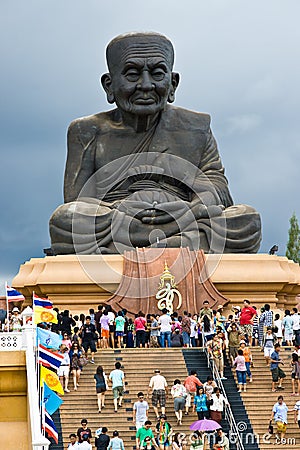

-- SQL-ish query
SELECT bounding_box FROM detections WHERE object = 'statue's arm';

[196,129,233,208]
[64,119,97,203]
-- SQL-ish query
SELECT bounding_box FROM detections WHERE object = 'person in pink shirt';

[62,332,73,350]
[239,299,257,344]
[134,311,147,348]
[233,349,247,392]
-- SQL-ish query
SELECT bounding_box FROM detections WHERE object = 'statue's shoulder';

[68,110,117,139]
[163,106,211,132]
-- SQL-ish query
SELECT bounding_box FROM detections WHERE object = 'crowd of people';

[7,297,300,447]
[66,367,230,450]
[7,299,300,353]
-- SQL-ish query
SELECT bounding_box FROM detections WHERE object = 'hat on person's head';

[160,414,167,419]
[217,305,223,310]
[12,307,20,313]
[239,340,246,344]
[154,369,160,373]
[232,306,241,311]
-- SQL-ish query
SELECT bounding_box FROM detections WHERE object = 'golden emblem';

[156,262,182,314]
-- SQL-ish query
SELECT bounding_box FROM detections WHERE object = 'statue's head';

[101,32,180,117]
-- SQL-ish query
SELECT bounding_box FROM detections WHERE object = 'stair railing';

[204,347,245,450]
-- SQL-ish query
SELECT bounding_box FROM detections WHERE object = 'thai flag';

[6,285,25,303]
[38,344,64,370]
[33,293,53,309]
[43,410,58,444]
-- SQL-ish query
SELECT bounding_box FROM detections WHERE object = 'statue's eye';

[151,69,165,81]
[124,69,140,82]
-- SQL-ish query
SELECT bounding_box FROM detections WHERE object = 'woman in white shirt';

[171,379,187,425]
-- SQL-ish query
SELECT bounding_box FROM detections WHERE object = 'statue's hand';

[195,204,225,219]
[141,201,225,224]
[141,200,190,224]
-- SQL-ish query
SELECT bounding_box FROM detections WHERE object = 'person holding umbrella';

[189,430,207,450]
[213,429,229,450]
[189,419,220,449]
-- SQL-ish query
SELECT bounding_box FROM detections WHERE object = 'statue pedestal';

[12,253,300,314]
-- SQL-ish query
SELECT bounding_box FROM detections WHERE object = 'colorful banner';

[43,383,63,415]
[40,365,64,395]
[38,344,64,370]
[6,285,25,302]
[36,327,62,350]
[33,293,53,309]
[43,410,58,443]
[34,306,58,324]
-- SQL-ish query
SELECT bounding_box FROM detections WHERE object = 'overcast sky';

[1,0,299,292]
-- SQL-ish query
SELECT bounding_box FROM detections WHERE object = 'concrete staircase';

[235,346,298,450]
[52,346,300,450]
[55,348,199,450]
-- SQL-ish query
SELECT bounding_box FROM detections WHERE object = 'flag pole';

[40,381,44,430]
[5,281,9,332]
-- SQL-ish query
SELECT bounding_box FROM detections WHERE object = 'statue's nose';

[137,71,154,90]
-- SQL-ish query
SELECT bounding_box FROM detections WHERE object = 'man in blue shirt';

[270,343,286,392]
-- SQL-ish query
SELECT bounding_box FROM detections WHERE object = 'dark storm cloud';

[1,0,299,291]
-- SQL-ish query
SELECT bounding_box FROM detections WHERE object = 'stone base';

[12,253,300,314]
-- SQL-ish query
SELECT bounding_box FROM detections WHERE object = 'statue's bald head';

[106,32,175,73]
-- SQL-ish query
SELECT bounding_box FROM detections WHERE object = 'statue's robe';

[50,105,261,254]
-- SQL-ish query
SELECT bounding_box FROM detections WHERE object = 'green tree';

[286,212,300,263]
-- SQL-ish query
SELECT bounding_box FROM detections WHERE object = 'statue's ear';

[101,73,115,104]
[168,72,180,103]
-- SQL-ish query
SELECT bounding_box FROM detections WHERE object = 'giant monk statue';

[49,32,261,255]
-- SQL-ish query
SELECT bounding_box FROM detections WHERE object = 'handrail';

[204,346,245,450]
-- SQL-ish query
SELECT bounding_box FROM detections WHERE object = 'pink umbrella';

[190,418,221,432]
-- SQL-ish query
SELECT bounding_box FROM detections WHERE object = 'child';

[234,349,247,392]
[239,340,253,383]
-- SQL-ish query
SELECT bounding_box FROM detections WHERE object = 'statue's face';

[107,39,177,116]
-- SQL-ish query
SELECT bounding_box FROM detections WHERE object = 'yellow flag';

[40,365,64,395]
[34,306,58,324]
